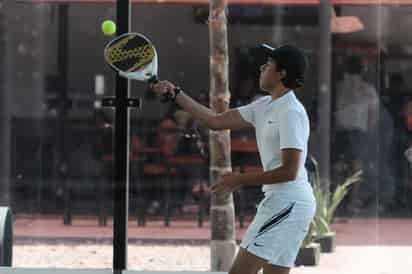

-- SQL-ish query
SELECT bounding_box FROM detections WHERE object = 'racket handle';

[147,76,167,102]
[147,76,177,103]
[161,87,182,103]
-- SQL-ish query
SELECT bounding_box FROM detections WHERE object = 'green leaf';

[317,216,330,235]
[322,205,328,219]
[302,220,316,247]
[308,158,363,231]
[327,170,362,223]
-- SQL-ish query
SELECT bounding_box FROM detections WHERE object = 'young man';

[150,44,316,274]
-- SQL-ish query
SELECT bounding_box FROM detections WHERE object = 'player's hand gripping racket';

[104,32,158,83]
[104,32,177,102]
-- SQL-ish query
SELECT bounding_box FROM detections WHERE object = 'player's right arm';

[150,80,252,130]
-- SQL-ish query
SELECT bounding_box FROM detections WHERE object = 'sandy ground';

[13,244,209,271]
[12,244,412,274]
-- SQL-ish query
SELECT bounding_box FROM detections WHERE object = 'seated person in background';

[130,135,144,159]
[148,115,208,215]
[403,100,412,195]
[156,117,179,157]
[176,93,212,206]
[173,110,210,212]
[144,117,180,214]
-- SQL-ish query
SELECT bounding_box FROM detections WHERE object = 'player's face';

[259,58,285,92]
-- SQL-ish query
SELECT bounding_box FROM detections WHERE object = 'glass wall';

[2,1,411,272]
[4,1,115,268]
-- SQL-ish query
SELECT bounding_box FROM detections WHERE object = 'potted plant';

[310,156,362,253]
[295,220,321,266]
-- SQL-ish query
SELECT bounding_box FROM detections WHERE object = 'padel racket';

[104,32,158,83]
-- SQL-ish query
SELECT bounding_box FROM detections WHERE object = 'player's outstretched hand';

[150,80,175,98]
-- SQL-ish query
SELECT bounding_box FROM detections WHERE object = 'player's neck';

[269,85,291,100]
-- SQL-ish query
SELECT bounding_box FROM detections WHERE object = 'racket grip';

[147,76,169,102]
[147,76,167,102]
[161,87,182,103]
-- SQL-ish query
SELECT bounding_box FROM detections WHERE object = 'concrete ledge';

[0,207,13,266]
[0,268,226,274]
[0,268,112,274]
[124,272,225,274]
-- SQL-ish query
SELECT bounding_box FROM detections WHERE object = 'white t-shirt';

[237,91,313,200]
[335,75,379,132]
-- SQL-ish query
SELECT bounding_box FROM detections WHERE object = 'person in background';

[335,56,379,214]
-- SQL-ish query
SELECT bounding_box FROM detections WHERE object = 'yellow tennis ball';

[101,20,116,36]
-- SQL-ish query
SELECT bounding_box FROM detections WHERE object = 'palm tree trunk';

[208,1,236,271]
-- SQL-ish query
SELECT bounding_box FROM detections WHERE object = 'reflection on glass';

[1,2,411,273]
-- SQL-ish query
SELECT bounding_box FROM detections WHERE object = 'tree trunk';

[208,0,236,271]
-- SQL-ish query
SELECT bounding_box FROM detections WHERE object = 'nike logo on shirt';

[254,242,264,247]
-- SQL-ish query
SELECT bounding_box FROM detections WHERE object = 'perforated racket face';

[104,33,157,80]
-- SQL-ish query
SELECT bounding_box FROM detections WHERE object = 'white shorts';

[240,191,316,268]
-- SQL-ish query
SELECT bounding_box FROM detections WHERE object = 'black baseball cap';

[260,44,307,88]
